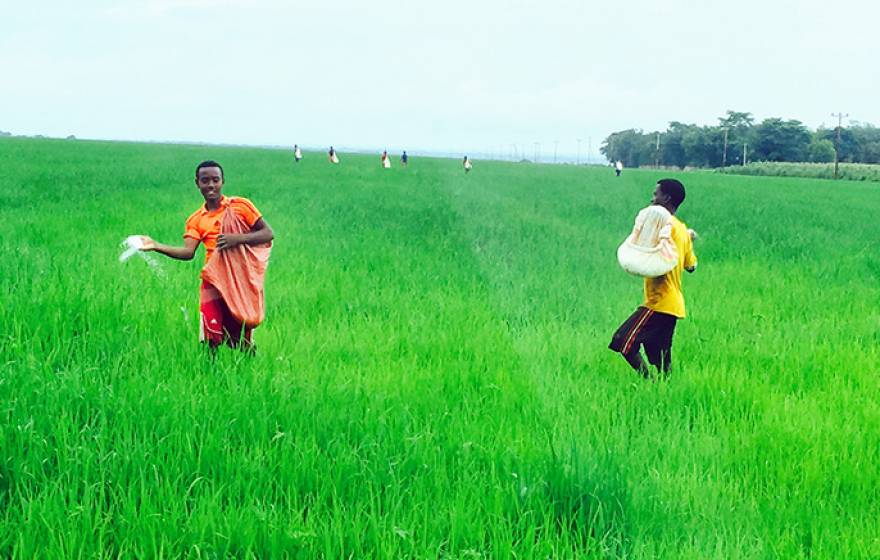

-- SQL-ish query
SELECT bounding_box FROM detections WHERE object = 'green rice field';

[1,137,879,558]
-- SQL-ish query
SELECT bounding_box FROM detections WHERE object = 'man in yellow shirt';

[609,178,697,378]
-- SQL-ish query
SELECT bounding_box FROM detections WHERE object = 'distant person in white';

[463,156,473,173]
[615,160,623,177]
[381,150,391,169]
[294,144,303,163]
[328,146,340,164]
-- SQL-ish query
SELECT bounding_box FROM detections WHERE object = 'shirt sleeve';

[184,214,202,240]
[232,198,262,228]
[683,237,697,269]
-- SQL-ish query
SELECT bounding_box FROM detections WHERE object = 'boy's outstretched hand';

[138,235,156,251]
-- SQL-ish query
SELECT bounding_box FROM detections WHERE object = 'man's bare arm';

[140,236,200,260]
[216,218,274,250]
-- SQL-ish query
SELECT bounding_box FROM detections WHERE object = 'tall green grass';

[1,137,878,558]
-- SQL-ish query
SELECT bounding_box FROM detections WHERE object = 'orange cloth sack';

[201,207,271,328]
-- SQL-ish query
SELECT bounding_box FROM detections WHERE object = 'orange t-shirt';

[184,196,262,264]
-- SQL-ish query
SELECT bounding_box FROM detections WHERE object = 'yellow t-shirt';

[643,215,697,318]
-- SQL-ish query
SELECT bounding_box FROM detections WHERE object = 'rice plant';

[1,137,878,558]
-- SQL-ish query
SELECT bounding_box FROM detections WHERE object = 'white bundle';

[617,205,679,278]
[383,157,391,169]
[331,154,340,164]
[118,235,143,262]
[119,235,165,278]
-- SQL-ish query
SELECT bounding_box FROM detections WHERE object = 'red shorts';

[199,281,253,348]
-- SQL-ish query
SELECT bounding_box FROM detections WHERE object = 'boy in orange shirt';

[139,161,274,349]
[609,179,697,378]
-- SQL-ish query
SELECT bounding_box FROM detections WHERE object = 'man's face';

[651,184,670,207]
[196,167,223,203]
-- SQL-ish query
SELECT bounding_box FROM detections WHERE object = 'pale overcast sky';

[2,0,877,158]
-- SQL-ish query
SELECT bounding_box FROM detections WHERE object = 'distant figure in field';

[294,144,303,163]
[328,146,340,164]
[615,160,623,177]
[401,151,408,167]
[381,150,391,169]
[608,178,696,379]
[138,161,274,351]
[463,156,473,173]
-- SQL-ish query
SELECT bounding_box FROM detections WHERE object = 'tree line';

[601,111,880,169]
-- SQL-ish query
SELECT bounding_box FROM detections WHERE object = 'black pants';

[609,307,677,376]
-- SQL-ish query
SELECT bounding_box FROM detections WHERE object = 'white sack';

[616,205,679,278]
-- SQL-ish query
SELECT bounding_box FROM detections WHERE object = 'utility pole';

[576,138,582,165]
[831,112,848,179]
[742,142,747,166]
[553,140,559,164]
[721,127,729,167]
[654,132,661,168]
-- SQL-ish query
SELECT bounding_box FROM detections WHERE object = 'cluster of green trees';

[601,111,880,169]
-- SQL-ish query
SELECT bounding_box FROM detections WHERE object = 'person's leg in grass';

[200,281,254,352]
[222,314,254,352]
[200,282,226,349]
[644,315,676,378]
[622,347,651,378]
[609,307,654,378]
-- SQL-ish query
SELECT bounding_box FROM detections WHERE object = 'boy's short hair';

[195,160,224,180]
[657,178,685,208]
